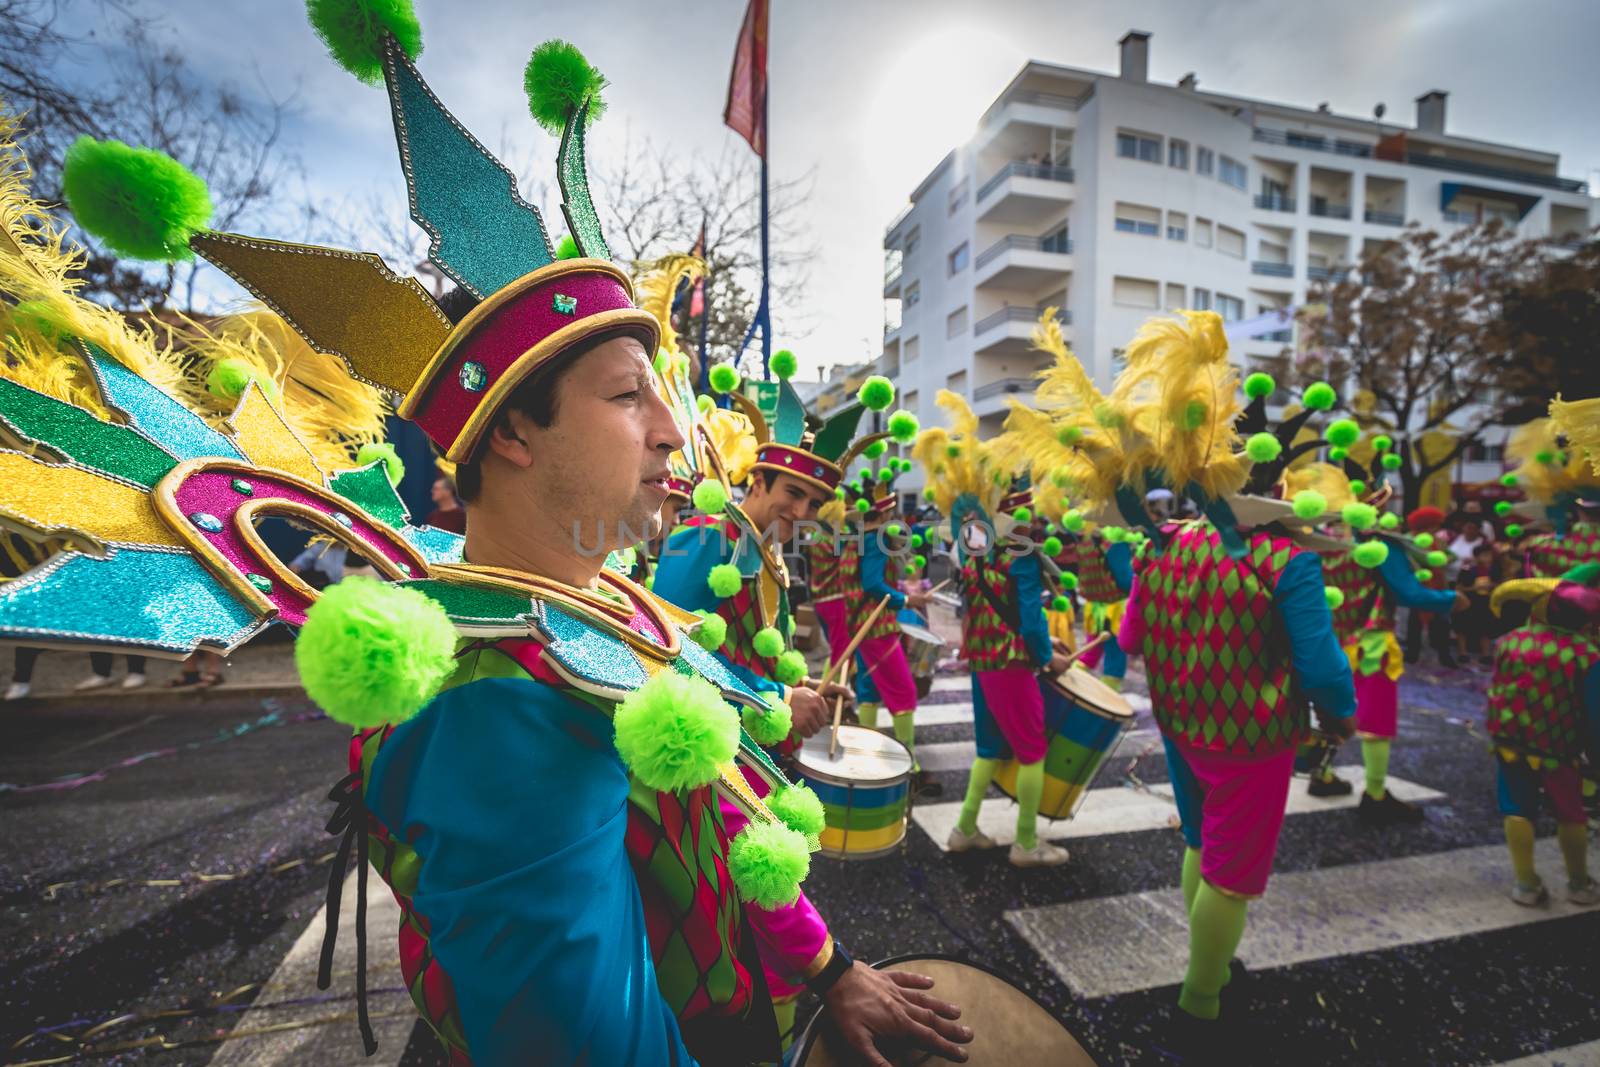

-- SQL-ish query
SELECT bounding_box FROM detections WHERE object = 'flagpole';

[757,81,771,381]
[696,215,711,395]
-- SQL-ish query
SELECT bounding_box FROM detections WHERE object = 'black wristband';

[805,941,854,996]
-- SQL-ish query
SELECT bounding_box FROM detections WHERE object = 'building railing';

[1253,194,1296,212]
[972,377,1037,402]
[977,161,1075,202]
[884,262,902,286]
[1251,261,1294,277]
[1251,126,1587,194]
[1364,208,1405,226]
[1309,202,1352,219]
[974,305,1071,336]
[883,203,913,239]
[1250,330,1293,344]
[1306,265,1352,282]
[975,233,1073,270]
[1010,89,1088,110]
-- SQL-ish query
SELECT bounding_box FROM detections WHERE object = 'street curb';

[6,682,308,711]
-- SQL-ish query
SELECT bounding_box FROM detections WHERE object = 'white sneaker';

[74,674,114,692]
[4,682,30,701]
[1569,879,1600,907]
[121,673,146,689]
[946,826,997,852]
[1009,841,1071,868]
[1510,881,1549,907]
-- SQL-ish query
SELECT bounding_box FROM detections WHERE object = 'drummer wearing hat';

[1506,416,1600,579]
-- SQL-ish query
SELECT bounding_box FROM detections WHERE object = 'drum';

[794,725,913,860]
[794,955,1098,1066]
[899,617,946,697]
[994,666,1133,821]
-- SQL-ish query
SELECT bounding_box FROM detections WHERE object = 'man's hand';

[1046,651,1074,676]
[1317,712,1356,741]
[814,680,856,707]
[822,962,972,1066]
[787,686,834,739]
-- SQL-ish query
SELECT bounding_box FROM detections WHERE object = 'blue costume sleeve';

[860,535,907,610]
[1377,543,1458,613]
[651,526,782,696]
[367,677,694,1067]
[1274,552,1357,719]
[1106,541,1135,594]
[1010,550,1055,668]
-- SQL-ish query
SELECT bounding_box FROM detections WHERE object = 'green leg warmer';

[1557,821,1591,890]
[1178,882,1249,1021]
[857,702,880,730]
[1182,847,1203,916]
[892,710,916,755]
[1014,759,1046,850]
[1362,738,1391,800]
[957,757,998,836]
[1504,815,1539,889]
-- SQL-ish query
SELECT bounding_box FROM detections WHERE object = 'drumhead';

[899,622,947,646]
[1050,666,1134,720]
[796,725,913,786]
[793,954,1098,1066]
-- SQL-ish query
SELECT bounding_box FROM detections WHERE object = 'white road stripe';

[911,767,1444,850]
[928,675,967,694]
[916,733,1158,773]
[1495,1040,1600,1066]
[1005,838,1589,999]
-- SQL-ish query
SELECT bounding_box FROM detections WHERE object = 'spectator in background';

[1450,513,1489,565]
[1455,543,1499,667]
[426,474,467,534]
[1404,506,1458,668]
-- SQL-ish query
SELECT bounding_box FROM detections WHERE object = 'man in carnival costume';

[913,386,1075,868]
[1007,309,1356,1054]
[1504,417,1600,579]
[47,5,972,1063]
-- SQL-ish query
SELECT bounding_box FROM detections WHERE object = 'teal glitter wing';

[557,101,610,260]
[82,342,244,463]
[772,377,809,447]
[0,375,178,489]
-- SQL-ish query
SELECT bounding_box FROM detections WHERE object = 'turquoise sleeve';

[1009,550,1055,668]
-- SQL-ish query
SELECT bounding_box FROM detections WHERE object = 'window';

[947,242,969,275]
[1165,283,1187,310]
[904,336,920,362]
[946,306,968,338]
[904,281,921,308]
[1193,288,1212,311]
[947,370,968,395]
[1217,225,1245,258]
[1112,276,1160,309]
[1286,131,1326,151]
[1219,155,1247,190]
[1168,139,1189,169]
[948,178,969,215]
[1166,211,1188,242]
[1194,218,1213,248]
[1117,131,1161,163]
[1259,240,1289,265]
[1114,201,1160,236]
[1041,222,1070,253]
[1196,147,1215,176]
[1215,294,1244,321]
[903,390,919,417]
[904,226,920,256]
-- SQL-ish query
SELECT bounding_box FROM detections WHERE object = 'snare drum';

[899,616,946,697]
[994,666,1132,821]
[794,725,913,860]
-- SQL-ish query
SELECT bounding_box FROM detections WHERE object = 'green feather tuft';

[1352,541,1389,569]
[1243,372,1276,400]
[356,441,405,486]
[692,479,728,514]
[752,626,785,658]
[1326,419,1361,449]
[742,699,792,746]
[62,137,213,261]
[1057,425,1083,446]
[888,409,920,444]
[708,563,743,598]
[294,577,457,728]
[691,610,728,651]
[523,40,608,135]
[1292,490,1327,520]
[773,650,808,686]
[770,349,799,380]
[857,375,896,411]
[613,672,738,792]
[1245,432,1283,463]
[306,0,423,85]
[1302,382,1337,411]
[728,821,810,908]
[1535,449,1556,465]
[1179,399,1209,430]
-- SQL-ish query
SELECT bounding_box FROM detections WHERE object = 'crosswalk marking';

[910,766,1444,850]
[1005,838,1590,999]
[1495,1040,1600,1066]
[916,733,1158,773]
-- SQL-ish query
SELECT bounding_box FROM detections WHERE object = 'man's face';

[488,335,684,555]
[742,471,829,543]
[431,478,452,506]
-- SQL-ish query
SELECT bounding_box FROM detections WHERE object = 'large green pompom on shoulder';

[709,362,741,394]
[692,609,728,651]
[770,349,799,380]
[613,672,739,792]
[708,563,743,598]
[1292,490,1327,521]
[1352,541,1389,569]
[768,784,825,849]
[752,626,785,659]
[1324,586,1345,610]
[356,441,406,486]
[773,650,808,686]
[742,699,792,747]
[62,138,213,261]
[1245,432,1283,463]
[295,577,458,728]
[888,409,920,444]
[728,820,810,908]
[857,375,895,411]
[692,479,727,514]
[1303,382,1337,411]
[524,39,608,135]
[307,0,422,85]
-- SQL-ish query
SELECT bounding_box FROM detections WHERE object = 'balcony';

[976,161,1075,224]
[974,234,1073,289]
[1309,202,1352,220]
[1364,209,1405,226]
[973,306,1070,354]
[883,203,912,242]
[883,262,902,295]
[1306,265,1351,283]
[1253,194,1296,213]
[1251,261,1294,278]
[972,376,1038,417]
[1252,126,1587,194]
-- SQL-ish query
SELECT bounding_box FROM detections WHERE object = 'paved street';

[3,656,1599,1066]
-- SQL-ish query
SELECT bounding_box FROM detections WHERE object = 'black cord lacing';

[318,771,378,1056]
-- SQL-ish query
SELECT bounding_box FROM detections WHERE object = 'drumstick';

[828,656,853,759]
[926,577,952,596]
[818,595,894,689]
[1056,631,1109,669]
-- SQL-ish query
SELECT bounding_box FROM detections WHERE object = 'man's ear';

[485,411,536,470]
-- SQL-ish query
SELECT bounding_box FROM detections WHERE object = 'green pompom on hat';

[554,233,581,260]
[769,349,799,380]
[1292,490,1327,520]
[1352,541,1389,569]
[1302,382,1337,411]
[1243,372,1276,399]
[306,0,424,86]
[708,363,741,394]
[863,439,888,460]
[356,441,406,486]
[1246,432,1283,463]
[61,137,214,262]
[524,39,608,135]
[1342,502,1378,530]
[1381,452,1403,470]
[857,375,896,411]
[1043,535,1063,556]
[888,409,920,444]
[1326,419,1361,449]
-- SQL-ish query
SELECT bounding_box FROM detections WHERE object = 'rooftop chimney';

[1179,72,1198,91]
[1416,90,1447,134]
[1119,31,1150,83]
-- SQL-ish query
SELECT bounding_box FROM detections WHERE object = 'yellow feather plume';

[705,407,758,486]
[1550,396,1600,478]
[912,390,1004,520]
[635,254,705,361]
[1507,417,1600,505]
[1281,462,1357,514]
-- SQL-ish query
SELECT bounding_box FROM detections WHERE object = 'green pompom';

[1349,479,1367,497]
[903,563,918,576]
[728,820,809,908]
[652,349,671,374]
[1494,500,1512,517]
[752,626,785,658]
[708,562,743,598]
[1415,568,1433,582]
[833,486,847,500]
[877,467,895,483]
[692,610,728,651]
[709,363,741,394]
[1342,502,1378,530]
[696,394,715,415]
[885,522,903,537]
[923,487,936,502]
[1302,382,1337,411]
[1179,400,1208,430]
[1013,506,1033,523]
[1246,432,1283,463]
[1505,523,1523,538]
[1056,425,1083,446]
[1378,512,1400,530]
[1051,469,1072,489]
[1103,526,1127,543]
[857,375,896,411]
[1324,586,1345,610]
[910,533,925,549]
[1043,535,1063,556]
[770,349,798,380]
[1426,550,1450,567]
[1501,473,1519,488]
[306,0,423,85]
[888,409,920,444]
[1352,541,1389,569]
[1327,419,1361,448]
[1063,510,1085,533]
[206,358,255,402]
[863,439,888,460]
[773,650,808,686]
[768,784,825,848]
[295,577,457,728]
[742,699,792,746]
[553,233,581,260]
[1094,402,1123,428]
[614,672,738,792]
[61,137,213,261]
[854,498,872,513]
[1381,453,1403,470]
[913,554,927,569]
[1371,434,1393,452]
[356,441,405,487]
[945,444,962,459]
[1328,446,1348,462]
[1291,490,1327,520]
[1061,572,1080,591]
[692,479,728,514]
[524,39,608,134]
[1414,533,1435,549]
[1244,372,1276,399]
[1535,449,1556,465]
[1047,594,1068,613]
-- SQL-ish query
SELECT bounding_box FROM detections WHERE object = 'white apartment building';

[878,30,1596,498]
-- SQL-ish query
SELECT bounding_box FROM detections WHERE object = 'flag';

[724,0,768,158]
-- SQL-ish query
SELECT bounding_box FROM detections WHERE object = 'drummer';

[912,398,1075,867]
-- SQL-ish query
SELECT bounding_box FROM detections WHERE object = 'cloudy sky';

[62,0,1600,380]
